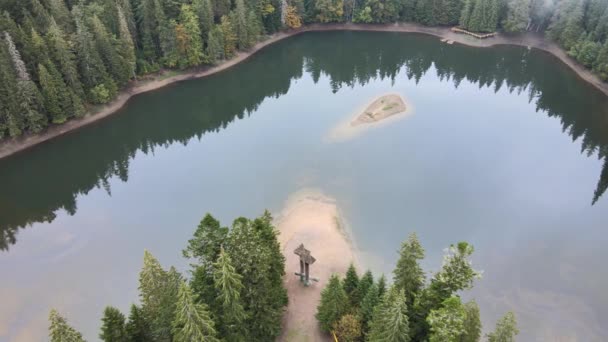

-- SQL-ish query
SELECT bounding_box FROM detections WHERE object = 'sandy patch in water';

[275,189,358,341]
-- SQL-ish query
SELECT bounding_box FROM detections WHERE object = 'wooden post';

[305,262,310,283]
[300,259,305,282]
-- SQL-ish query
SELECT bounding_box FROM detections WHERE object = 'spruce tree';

[232,0,249,49]
[48,309,86,342]
[343,263,359,303]
[38,63,65,123]
[377,274,387,298]
[172,281,219,342]
[354,270,374,307]
[125,304,153,342]
[367,287,410,342]
[193,0,214,42]
[139,250,181,342]
[360,283,380,332]
[177,4,205,67]
[100,306,128,342]
[316,274,349,332]
[219,15,237,58]
[393,232,425,306]
[206,26,224,63]
[213,247,247,341]
[117,4,136,80]
[46,19,85,99]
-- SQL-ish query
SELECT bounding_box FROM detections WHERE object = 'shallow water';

[1,31,608,341]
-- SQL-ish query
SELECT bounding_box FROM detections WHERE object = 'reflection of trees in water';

[1,31,607,251]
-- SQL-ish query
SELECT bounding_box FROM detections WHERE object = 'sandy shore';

[1,23,607,160]
[275,189,357,342]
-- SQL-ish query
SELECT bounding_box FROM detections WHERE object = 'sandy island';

[328,93,412,142]
[2,23,608,160]
[275,189,358,342]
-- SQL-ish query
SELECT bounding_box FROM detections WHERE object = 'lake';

[1,31,607,341]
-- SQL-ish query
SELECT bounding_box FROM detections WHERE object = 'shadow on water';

[1,31,608,251]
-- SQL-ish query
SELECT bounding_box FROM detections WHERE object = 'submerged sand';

[275,189,357,342]
[328,93,412,142]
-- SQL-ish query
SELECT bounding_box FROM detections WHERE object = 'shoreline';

[1,22,607,160]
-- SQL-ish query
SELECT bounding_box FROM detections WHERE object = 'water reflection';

[1,31,607,251]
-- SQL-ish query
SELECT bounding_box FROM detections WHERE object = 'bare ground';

[352,93,406,127]
[275,189,357,342]
[2,23,607,160]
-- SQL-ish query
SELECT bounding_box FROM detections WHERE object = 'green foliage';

[427,296,466,342]
[139,250,181,342]
[125,304,153,342]
[503,0,530,32]
[316,274,349,332]
[360,283,380,332]
[486,312,519,342]
[89,84,112,104]
[48,309,86,342]
[99,306,127,342]
[172,281,219,342]
[354,270,374,307]
[334,314,363,341]
[213,247,247,341]
[367,287,410,342]
[315,0,344,22]
[460,300,482,342]
[393,232,425,306]
[343,263,359,302]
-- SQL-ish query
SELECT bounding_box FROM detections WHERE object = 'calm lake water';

[1,31,608,341]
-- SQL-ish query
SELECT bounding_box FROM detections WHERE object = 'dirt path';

[1,23,607,160]
[275,189,358,342]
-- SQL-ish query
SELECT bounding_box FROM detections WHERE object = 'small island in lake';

[327,93,412,142]
[351,94,407,126]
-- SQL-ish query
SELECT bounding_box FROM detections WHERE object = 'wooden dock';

[451,27,497,39]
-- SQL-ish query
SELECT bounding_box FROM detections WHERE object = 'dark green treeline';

[49,212,288,341]
[1,0,608,140]
[1,31,607,251]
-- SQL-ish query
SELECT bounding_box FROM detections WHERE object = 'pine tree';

[232,0,249,49]
[177,4,205,68]
[219,15,237,58]
[316,274,349,332]
[4,31,47,133]
[100,306,128,342]
[193,0,214,42]
[377,274,387,298]
[125,304,153,342]
[46,19,85,99]
[353,270,374,307]
[139,250,181,342]
[0,39,21,137]
[343,263,359,303]
[206,26,224,63]
[213,247,247,341]
[486,312,519,342]
[367,287,410,342]
[38,63,65,123]
[460,300,482,342]
[503,0,530,32]
[172,281,219,342]
[246,10,262,46]
[393,232,425,306]
[48,309,86,342]
[117,4,137,80]
[427,296,466,342]
[360,283,380,332]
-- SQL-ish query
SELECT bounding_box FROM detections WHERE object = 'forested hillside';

[1,0,608,140]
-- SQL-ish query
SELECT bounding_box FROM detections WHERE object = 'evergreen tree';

[206,25,224,63]
[354,270,374,307]
[486,312,519,342]
[46,19,85,99]
[367,287,410,342]
[38,63,66,123]
[427,296,466,342]
[503,0,530,32]
[315,0,344,22]
[377,274,387,298]
[460,300,482,342]
[393,232,425,306]
[360,283,380,332]
[172,281,219,342]
[125,304,153,342]
[193,0,214,42]
[48,309,86,342]
[316,274,349,332]
[176,4,205,68]
[117,4,136,80]
[99,306,128,342]
[219,15,237,58]
[139,250,181,342]
[213,247,247,341]
[90,15,131,86]
[343,263,359,303]
[232,0,249,49]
